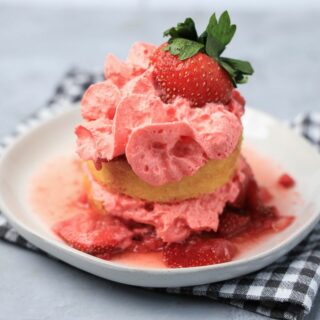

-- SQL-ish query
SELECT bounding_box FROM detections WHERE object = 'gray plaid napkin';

[1,69,320,320]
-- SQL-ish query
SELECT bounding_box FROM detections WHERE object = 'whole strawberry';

[151,12,254,107]
[152,46,233,106]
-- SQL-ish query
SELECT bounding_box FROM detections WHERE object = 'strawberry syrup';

[29,149,298,269]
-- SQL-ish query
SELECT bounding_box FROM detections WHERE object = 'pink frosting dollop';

[84,157,251,243]
[76,42,245,186]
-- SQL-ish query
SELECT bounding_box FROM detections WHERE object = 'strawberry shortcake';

[52,11,294,268]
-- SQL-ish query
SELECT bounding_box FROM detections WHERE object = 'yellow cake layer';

[85,140,241,203]
[83,175,106,213]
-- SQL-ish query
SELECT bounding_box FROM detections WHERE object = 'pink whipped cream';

[76,42,245,186]
[85,157,251,243]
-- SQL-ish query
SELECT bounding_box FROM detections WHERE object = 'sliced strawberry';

[130,224,164,253]
[249,205,279,233]
[217,211,250,238]
[245,179,261,211]
[151,47,233,107]
[230,175,263,215]
[163,238,237,268]
[278,174,295,189]
[131,234,164,253]
[53,213,132,256]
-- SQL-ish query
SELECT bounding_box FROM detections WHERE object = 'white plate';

[0,106,320,288]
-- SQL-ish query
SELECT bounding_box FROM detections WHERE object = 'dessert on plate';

[52,11,294,268]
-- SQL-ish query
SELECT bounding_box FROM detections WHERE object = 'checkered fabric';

[1,69,320,320]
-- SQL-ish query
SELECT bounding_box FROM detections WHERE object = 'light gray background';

[1,1,320,319]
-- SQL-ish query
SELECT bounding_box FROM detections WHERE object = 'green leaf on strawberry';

[219,57,254,85]
[162,10,254,86]
[164,17,198,41]
[163,38,204,60]
[206,11,236,57]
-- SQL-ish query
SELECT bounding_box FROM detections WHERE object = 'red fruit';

[163,238,237,268]
[131,235,164,253]
[218,211,250,238]
[130,225,164,253]
[278,174,295,189]
[245,179,261,211]
[248,205,279,233]
[53,213,132,256]
[259,205,279,219]
[151,44,234,107]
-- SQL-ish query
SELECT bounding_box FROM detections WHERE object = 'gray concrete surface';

[1,3,320,320]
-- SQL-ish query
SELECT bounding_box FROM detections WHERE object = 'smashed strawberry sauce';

[30,155,295,269]
[53,178,293,268]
